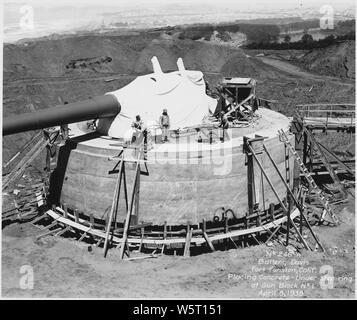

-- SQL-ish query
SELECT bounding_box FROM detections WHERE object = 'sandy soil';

[2,195,354,299]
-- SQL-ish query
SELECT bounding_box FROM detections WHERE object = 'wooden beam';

[45,207,299,246]
[316,141,354,176]
[249,145,311,250]
[37,227,62,240]
[74,209,79,223]
[119,151,142,259]
[306,129,347,196]
[202,219,215,252]
[104,156,124,258]
[63,203,68,218]
[183,224,192,257]
[263,144,324,252]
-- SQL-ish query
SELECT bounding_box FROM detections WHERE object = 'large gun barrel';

[3,94,121,136]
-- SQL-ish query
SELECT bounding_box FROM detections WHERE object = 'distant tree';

[283,34,291,43]
[324,34,335,42]
[301,33,313,43]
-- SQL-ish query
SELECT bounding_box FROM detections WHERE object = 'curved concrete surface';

[51,108,294,225]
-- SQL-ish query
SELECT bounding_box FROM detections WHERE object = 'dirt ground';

[2,194,354,299]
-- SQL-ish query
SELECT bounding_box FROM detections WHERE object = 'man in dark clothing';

[219,111,229,142]
[132,115,143,130]
[131,115,144,144]
[159,109,170,142]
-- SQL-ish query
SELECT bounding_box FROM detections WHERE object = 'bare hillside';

[298,41,355,79]
[3,33,355,163]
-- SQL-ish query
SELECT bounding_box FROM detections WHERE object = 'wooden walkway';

[297,103,355,131]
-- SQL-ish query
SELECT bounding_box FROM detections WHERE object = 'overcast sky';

[4,0,355,10]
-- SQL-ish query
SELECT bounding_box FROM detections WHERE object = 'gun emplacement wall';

[50,107,294,225]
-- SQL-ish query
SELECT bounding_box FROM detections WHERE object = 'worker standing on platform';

[132,115,143,131]
[219,111,229,142]
[130,115,144,144]
[159,108,170,143]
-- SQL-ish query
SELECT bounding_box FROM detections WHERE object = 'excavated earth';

[2,30,355,298]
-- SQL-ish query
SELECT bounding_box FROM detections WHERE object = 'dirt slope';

[298,41,355,79]
[3,33,355,164]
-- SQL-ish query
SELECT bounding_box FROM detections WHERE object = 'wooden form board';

[46,207,299,246]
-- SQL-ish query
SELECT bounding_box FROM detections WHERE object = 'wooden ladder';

[278,129,338,225]
[103,147,145,259]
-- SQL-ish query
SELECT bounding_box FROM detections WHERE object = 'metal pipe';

[3,94,121,136]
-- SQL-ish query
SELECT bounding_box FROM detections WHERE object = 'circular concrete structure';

[50,108,294,225]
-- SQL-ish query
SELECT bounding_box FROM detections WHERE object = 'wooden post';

[249,145,311,250]
[162,221,167,254]
[132,163,140,225]
[307,129,347,197]
[299,190,305,237]
[103,158,124,257]
[119,151,142,259]
[63,203,68,218]
[286,193,291,246]
[303,130,308,168]
[224,216,229,249]
[291,117,303,191]
[139,222,145,252]
[262,144,324,251]
[183,223,192,257]
[269,203,275,221]
[46,145,51,174]
[89,213,94,226]
[122,164,129,212]
[74,209,79,223]
[244,136,255,219]
[261,170,266,212]
[284,144,290,185]
[202,219,215,252]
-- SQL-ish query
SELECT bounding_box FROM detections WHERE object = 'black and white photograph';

[1,0,356,304]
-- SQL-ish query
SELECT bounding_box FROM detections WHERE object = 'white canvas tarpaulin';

[97,57,217,138]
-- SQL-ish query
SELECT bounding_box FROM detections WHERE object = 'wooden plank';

[104,157,124,257]
[74,209,79,223]
[46,210,122,242]
[45,208,299,246]
[30,214,47,225]
[183,224,192,257]
[78,232,88,242]
[250,144,311,250]
[37,227,62,240]
[306,129,347,196]
[316,141,354,176]
[225,93,255,117]
[203,232,215,252]
[119,151,142,259]
[202,219,215,252]
[89,213,94,226]
[55,226,71,237]
[3,138,47,190]
[63,203,68,218]
[263,144,324,252]
[3,131,42,169]
[269,203,275,221]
